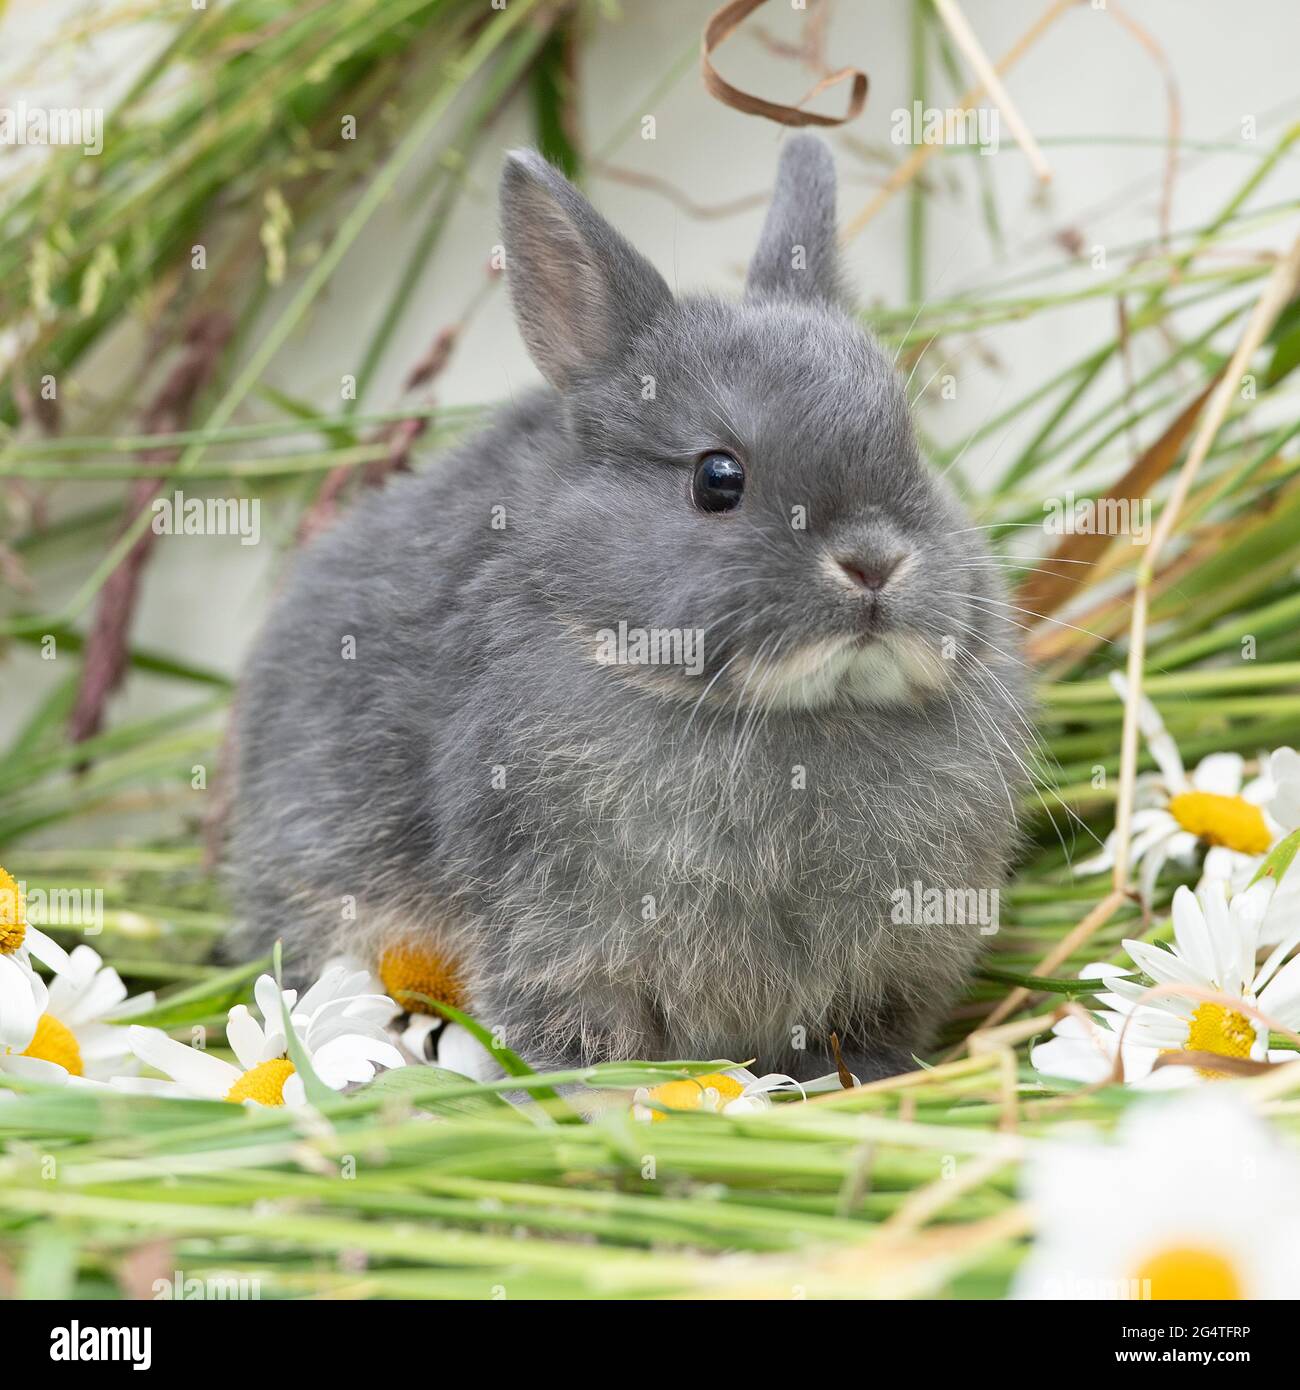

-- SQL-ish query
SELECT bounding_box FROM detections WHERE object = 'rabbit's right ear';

[746,135,846,307]
[500,151,672,391]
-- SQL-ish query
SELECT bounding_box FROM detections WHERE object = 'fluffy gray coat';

[230,136,1028,1082]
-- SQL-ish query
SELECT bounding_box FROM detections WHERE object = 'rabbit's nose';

[837,554,903,592]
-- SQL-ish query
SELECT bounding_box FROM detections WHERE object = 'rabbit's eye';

[692,452,745,513]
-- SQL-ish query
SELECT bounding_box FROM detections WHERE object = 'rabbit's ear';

[500,150,672,390]
[745,135,846,307]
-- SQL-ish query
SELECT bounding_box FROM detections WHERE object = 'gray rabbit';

[230,136,1028,1083]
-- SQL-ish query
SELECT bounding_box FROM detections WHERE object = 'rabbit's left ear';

[745,134,847,308]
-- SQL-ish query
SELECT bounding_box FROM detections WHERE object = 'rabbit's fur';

[230,137,1028,1081]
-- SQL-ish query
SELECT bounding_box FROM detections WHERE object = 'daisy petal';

[311,1034,404,1088]
[437,1023,501,1082]
[1191,752,1245,797]
[1257,954,1300,1031]
[253,975,285,1029]
[1198,878,1238,992]
[128,1026,241,1097]
[0,954,45,1051]
[1123,936,1205,991]
[1170,885,1219,986]
[0,1053,71,1083]
[1110,672,1186,791]
[1138,841,1171,904]
[58,965,128,1027]
[1266,748,1300,831]
[225,1005,269,1071]
[22,925,72,976]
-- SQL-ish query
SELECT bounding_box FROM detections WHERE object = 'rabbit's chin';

[742,631,953,710]
[567,617,950,710]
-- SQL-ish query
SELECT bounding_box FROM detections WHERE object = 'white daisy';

[1029,964,1187,1091]
[120,967,405,1106]
[0,945,155,1086]
[326,943,477,1064]
[1015,1090,1300,1299]
[1074,676,1298,902]
[0,867,73,1053]
[1035,878,1300,1087]
[318,950,506,1083]
[1202,748,1300,948]
[629,1066,852,1122]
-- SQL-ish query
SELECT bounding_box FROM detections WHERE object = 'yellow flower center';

[224,1057,295,1105]
[21,1014,83,1076]
[1168,791,1272,856]
[1132,1245,1243,1299]
[0,866,26,954]
[641,1072,746,1122]
[1185,1002,1256,1079]
[378,942,468,1015]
